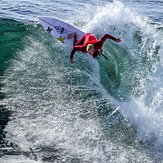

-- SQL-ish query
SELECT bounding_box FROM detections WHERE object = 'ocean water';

[0,0,163,162]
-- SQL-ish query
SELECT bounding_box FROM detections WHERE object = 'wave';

[86,1,163,157]
[0,18,25,76]
[1,1,163,161]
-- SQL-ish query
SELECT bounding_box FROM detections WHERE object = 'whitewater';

[0,0,163,162]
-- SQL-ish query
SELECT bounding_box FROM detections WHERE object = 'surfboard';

[37,16,85,48]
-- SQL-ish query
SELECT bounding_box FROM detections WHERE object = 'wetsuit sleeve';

[94,34,117,49]
[70,34,86,59]
[70,46,86,59]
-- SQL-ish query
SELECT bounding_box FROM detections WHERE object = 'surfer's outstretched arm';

[94,34,121,49]
[100,34,121,42]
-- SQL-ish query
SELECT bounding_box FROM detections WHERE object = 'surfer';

[68,33,121,64]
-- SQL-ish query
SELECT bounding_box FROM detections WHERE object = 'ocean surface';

[0,0,163,162]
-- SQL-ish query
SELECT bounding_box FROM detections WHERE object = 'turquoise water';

[0,0,163,162]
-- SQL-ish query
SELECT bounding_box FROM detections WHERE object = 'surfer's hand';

[70,59,73,64]
[115,37,121,42]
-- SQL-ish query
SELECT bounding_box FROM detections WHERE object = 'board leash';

[101,48,115,86]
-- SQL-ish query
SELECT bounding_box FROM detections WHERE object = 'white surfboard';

[37,16,85,48]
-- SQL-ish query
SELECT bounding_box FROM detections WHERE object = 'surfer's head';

[86,44,95,55]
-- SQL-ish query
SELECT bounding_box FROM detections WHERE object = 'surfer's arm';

[70,45,86,64]
[100,34,119,42]
[94,34,121,49]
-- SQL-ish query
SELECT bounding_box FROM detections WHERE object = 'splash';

[84,0,163,156]
[1,1,163,161]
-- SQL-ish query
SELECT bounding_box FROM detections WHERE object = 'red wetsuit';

[70,33,117,59]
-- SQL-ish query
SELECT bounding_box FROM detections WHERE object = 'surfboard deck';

[37,16,85,48]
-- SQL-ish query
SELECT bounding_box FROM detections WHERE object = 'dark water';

[0,0,163,162]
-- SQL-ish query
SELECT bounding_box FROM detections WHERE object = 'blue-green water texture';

[0,0,163,162]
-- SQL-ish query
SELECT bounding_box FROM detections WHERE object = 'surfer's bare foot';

[67,32,77,39]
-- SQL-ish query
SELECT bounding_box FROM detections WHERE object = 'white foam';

[1,155,40,163]
[83,0,163,154]
[2,0,163,161]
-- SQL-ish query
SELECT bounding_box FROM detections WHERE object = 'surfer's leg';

[67,32,77,39]
[73,33,78,46]
[67,32,78,46]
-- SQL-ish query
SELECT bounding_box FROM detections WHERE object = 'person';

[67,32,121,64]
